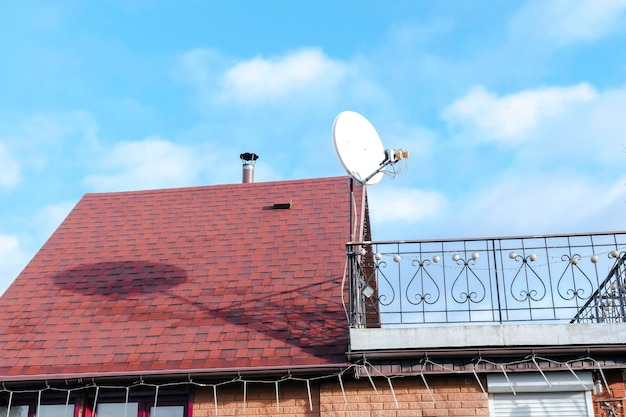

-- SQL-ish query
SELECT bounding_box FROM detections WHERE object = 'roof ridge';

[82,175,351,197]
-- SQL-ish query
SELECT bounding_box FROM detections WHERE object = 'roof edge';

[0,363,352,385]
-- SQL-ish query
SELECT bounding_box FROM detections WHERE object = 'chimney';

[240,152,259,184]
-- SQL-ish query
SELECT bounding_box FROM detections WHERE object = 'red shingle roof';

[0,176,366,381]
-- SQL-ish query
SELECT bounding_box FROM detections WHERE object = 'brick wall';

[192,375,489,417]
[193,380,320,416]
[320,375,488,417]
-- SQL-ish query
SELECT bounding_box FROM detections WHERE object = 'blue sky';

[1,0,626,293]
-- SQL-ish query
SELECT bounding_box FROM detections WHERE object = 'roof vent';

[273,200,292,209]
[240,152,258,184]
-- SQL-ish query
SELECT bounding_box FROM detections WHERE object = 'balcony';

[347,232,626,353]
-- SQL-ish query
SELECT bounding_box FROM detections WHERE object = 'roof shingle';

[0,176,365,380]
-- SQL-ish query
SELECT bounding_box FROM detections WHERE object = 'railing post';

[347,244,355,327]
[617,254,626,322]
[491,239,503,323]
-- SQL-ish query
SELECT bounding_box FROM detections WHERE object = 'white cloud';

[368,186,448,225]
[502,85,626,174]
[20,110,99,146]
[417,83,626,240]
[457,172,626,236]
[369,85,626,241]
[442,83,597,143]
[0,110,100,178]
[176,48,226,88]
[176,48,365,109]
[219,48,350,104]
[0,234,30,295]
[0,202,77,295]
[376,172,626,241]
[0,144,21,188]
[33,201,76,239]
[83,137,202,192]
[512,0,626,46]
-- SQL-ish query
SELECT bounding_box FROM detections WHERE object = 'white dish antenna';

[333,111,385,185]
[332,111,409,186]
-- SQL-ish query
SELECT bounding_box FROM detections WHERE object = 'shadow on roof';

[53,260,188,297]
[47,260,347,363]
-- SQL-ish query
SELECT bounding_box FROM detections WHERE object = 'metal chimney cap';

[240,153,259,162]
[240,153,258,184]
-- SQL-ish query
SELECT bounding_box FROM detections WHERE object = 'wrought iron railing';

[347,232,626,328]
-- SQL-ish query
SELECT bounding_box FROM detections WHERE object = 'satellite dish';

[332,111,385,185]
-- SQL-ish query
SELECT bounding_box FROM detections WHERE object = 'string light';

[337,372,347,404]
[0,356,622,412]
[386,377,399,408]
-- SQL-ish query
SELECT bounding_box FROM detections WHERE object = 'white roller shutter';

[490,391,593,417]
[488,372,594,417]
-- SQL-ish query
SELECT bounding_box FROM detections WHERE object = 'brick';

[460,401,487,409]
[421,409,450,416]
[396,411,423,417]
[437,401,461,409]
[372,411,399,417]
[448,409,475,416]
[359,402,384,410]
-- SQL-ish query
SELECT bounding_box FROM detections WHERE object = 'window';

[149,406,184,417]
[0,405,29,417]
[91,389,188,417]
[1,388,189,417]
[94,402,184,417]
[0,394,75,417]
[38,405,75,417]
[96,403,139,417]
